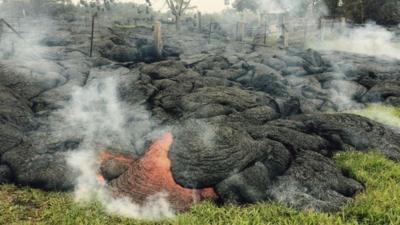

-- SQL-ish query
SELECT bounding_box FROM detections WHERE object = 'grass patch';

[349,103,400,127]
[393,41,400,49]
[114,24,152,30]
[1,151,400,224]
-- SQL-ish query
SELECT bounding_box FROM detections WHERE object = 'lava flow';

[98,132,217,211]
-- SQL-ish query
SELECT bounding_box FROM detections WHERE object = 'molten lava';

[99,132,217,211]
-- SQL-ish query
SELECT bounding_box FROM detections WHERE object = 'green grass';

[2,104,400,225]
[392,41,400,49]
[1,151,400,225]
[114,24,152,30]
[349,103,400,127]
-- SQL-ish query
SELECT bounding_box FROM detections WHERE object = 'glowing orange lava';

[99,132,218,211]
[96,174,106,185]
[98,151,137,165]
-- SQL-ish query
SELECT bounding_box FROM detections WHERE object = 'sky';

[71,0,231,13]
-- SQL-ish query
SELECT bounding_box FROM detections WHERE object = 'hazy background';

[71,0,231,13]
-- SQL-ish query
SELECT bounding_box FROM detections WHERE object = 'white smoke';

[349,104,400,129]
[259,0,327,15]
[0,16,51,60]
[54,76,175,219]
[310,23,400,60]
[305,22,400,111]
[259,0,287,14]
[0,16,67,89]
[66,149,175,220]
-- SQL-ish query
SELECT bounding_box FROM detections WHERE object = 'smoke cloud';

[310,23,400,60]
[53,76,175,219]
[349,104,400,129]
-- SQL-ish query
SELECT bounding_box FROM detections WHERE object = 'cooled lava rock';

[2,19,400,213]
[0,165,12,184]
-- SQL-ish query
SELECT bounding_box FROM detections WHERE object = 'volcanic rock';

[0,165,12,184]
[99,151,136,181]
[2,16,400,214]
[169,120,284,188]
[0,61,66,100]
[362,80,400,104]
[1,140,77,190]
[266,151,363,212]
[279,113,400,160]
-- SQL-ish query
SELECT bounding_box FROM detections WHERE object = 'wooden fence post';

[303,17,308,48]
[153,21,163,57]
[17,17,20,30]
[197,12,202,32]
[235,22,238,40]
[89,13,96,58]
[341,17,346,29]
[319,18,325,41]
[264,16,268,44]
[237,21,245,42]
[0,20,3,44]
[281,14,288,48]
[208,21,212,43]
[11,41,15,56]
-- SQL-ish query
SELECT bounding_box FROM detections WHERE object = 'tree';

[379,0,400,24]
[79,0,115,11]
[232,0,260,12]
[165,0,193,31]
[30,0,74,15]
[324,0,400,25]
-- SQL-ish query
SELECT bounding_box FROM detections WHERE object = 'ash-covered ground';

[1,6,400,216]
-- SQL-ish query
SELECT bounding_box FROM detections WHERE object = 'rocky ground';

[1,15,400,212]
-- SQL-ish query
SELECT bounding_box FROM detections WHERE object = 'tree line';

[233,0,400,25]
[2,0,399,26]
[325,0,400,25]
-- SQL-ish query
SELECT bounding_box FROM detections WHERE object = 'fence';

[0,11,349,62]
[199,13,347,49]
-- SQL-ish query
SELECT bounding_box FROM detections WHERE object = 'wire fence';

[0,12,348,60]
[202,13,348,48]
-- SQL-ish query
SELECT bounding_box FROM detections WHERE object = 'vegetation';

[1,150,400,225]
[324,0,400,25]
[165,0,194,31]
[79,0,115,11]
[349,103,400,128]
[232,0,261,13]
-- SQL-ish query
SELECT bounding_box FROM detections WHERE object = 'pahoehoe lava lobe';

[167,113,400,211]
[169,120,284,189]
[105,133,217,212]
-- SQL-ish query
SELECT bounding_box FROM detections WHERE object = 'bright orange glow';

[96,174,106,185]
[99,132,218,211]
[98,151,137,164]
[140,132,218,209]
